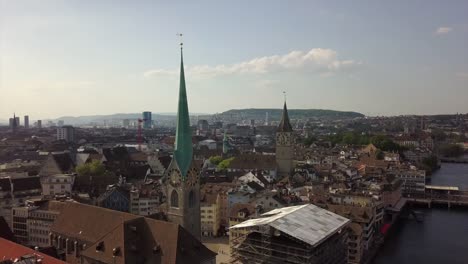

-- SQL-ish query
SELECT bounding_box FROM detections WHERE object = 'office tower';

[123,119,130,128]
[24,115,29,129]
[57,125,75,143]
[142,111,152,129]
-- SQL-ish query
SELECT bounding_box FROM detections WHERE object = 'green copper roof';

[174,47,193,178]
[277,101,293,132]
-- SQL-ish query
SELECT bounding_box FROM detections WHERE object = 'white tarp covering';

[231,204,350,247]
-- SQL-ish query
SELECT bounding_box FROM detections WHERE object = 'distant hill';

[220,108,364,121]
[50,113,208,125]
[39,109,362,125]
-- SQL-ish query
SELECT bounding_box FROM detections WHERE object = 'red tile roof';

[0,237,66,264]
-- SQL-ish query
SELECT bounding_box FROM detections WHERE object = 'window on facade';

[170,190,179,208]
[188,190,195,208]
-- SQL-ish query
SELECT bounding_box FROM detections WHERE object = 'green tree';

[375,149,385,160]
[327,132,370,146]
[342,132,357,145]
[208,155,223,165]
[370,135,404,152]
[422,155,439,172]
[303,136,317,146]
[217,157,235,170]
[431,129,447,142]
[439,144,464,157]
[75,160,106,177]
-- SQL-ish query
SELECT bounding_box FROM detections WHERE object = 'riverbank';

[372,162,468,264]
[440,157,468,163]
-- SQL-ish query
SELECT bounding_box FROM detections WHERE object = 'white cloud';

[143,69,177,78]
[435,27,453,35]
[254,79,280,89]
[143,48,361,79]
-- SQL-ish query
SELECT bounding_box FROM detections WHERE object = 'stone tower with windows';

[276,101,294,176]
[164,44,201,240]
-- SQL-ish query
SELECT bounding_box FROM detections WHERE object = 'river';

[373,161,468,264]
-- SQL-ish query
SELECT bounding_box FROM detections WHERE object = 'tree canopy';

[439,144,464,157]
[217,157,235,170]
[326,132,406,152]
[75,160,106,177]
[208,155,223,165]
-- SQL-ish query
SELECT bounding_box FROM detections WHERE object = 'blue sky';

[1,0,467,119]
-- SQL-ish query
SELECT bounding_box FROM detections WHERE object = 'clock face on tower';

[186,168,199,187]
[277,133,290,145]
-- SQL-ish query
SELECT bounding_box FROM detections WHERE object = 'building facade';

[24,115,29,129]
[57,126,75,143]
[41,174,75,197]
[143,111,152,129]
[11,200,65,247]
[200,195,221,237]
[129,187,162,216]
[396,169,426,196]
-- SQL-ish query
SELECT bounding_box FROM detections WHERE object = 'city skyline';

[1,0,468,120]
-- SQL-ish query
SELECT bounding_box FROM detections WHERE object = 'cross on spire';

[177,33,183,49]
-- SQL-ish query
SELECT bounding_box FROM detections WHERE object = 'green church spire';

[174,44,193,178]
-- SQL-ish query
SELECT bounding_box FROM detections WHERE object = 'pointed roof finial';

[277,93,293,132]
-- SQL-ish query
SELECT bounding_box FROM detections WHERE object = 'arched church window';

[188,190,195,208]
[171,190,179,208]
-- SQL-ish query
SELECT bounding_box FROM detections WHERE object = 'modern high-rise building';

[9,114,18,132]
[15,116,20,127]
[57,125,75,143]
[198,119,209,131]
[142,111,152,129]
[164,44,201,240]
[37,120,42,128]
[24,115,29,129]
[123,119,130,128]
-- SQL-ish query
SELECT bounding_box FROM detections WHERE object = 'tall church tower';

[164,43,201,239]
[276,101,294,176]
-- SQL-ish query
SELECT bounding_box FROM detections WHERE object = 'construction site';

[229,204,350,264]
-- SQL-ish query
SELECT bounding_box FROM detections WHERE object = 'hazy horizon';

[1,0,467,120]
[1,107,466,124]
